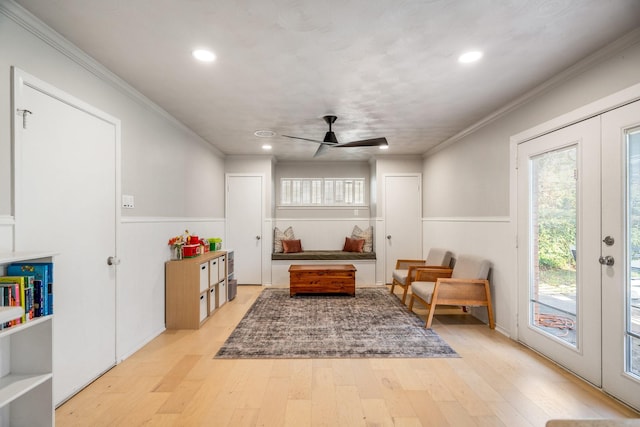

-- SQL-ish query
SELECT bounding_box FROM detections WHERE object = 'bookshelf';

[0,251,55,427]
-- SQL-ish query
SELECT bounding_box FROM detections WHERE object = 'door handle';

[386,235,391,240]
[256,235,261,240]
[602,236,615,246]
[107,256,120,266]
[599,255,614,266]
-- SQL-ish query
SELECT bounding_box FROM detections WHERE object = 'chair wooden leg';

[484,281,495,329]
[425,303,436,328]
[401,286,409,304]
[408,294,415,311]
[390,282,395,294]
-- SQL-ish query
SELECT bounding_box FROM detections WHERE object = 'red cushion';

[343,237,365,252]
[282,239,302,253]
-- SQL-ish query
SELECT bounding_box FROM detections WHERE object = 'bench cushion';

[272,250,376,260]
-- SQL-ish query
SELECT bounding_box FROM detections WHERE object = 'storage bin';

[199,292,207,323]
[199,262,208,293]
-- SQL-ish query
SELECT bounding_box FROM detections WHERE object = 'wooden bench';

[288,264,356,297]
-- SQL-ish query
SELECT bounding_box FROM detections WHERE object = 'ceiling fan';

[282,115,388,157]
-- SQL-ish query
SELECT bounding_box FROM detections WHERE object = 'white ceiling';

[14,0,640,161]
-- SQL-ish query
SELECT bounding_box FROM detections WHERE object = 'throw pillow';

[343,237,365,253]
[351,225,373,252]
[282,239,302,253]
[273,226,295,253]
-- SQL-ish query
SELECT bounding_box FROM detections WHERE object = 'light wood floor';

[56,285,639,427]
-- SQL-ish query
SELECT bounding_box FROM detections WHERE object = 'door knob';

[256,235,261,240]
[107,256,120,266]
[599,255,614,266]
[602,236,615,246]
[386,235,391,240]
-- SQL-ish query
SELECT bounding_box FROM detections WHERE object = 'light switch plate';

[122,194,135,209]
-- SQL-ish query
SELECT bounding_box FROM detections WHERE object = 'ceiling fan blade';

[336,137,388,148]
[313,143,329,157]
[282,134,324,144]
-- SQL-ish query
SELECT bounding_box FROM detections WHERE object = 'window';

[280,178,366,206]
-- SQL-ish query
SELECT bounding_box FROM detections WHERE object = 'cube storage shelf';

[165,250,234,329]
[0,251,55,427]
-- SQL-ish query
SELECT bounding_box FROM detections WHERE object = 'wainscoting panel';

[422,217,514,337]
[117,217,225,360]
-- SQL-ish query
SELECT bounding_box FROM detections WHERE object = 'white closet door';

[226,175,263,284]
[14,70,118,405]
[384,174,422,283]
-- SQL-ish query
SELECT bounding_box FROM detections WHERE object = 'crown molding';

[0,0,225,158]
[424,27,640,157]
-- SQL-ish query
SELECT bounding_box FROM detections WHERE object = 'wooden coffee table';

[288,264,356,297]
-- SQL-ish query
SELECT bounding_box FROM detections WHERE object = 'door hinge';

[16,109,32,129]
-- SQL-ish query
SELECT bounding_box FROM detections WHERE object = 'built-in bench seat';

[271,250,376,261]
[270,250,376,286]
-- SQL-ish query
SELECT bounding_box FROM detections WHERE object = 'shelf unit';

[226,250,236,301]
[165,250,231,329]
[0,251,55,427]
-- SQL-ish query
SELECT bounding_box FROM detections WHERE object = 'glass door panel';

[530,146,577,347]
[626,129,640,377]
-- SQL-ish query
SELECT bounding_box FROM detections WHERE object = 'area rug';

[215,288,458,359]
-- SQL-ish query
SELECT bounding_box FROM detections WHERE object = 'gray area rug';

[215,288,458,359]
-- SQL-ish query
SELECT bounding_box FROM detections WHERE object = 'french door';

[601,100,640,409]
[517,117,602,386]
[517,100,640,409]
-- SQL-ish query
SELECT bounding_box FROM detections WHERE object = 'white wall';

[0,3,226,366]
[422,32,640,338]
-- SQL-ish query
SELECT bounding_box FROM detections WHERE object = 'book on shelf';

[33,279,43,317]
[0,282,20,327]
[8,262,53,315]
[0,276,34,323]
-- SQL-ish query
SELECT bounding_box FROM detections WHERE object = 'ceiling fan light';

[458,50,483,63]
[192,49,216,62]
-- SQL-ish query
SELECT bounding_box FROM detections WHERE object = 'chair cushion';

[425,248,452,267]
[411,281,436,303]
[392,269,408,285]
[452,255,491,279]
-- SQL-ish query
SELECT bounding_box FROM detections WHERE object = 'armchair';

[390,248,452,304]
[408,254,494,329]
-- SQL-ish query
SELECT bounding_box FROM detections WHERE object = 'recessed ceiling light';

[262,144,272,150]
[192,49,216,62]
[458,51,483,63]
[254,130,276,138]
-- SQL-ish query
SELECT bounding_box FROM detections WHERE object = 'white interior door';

[226,175,263,284]
[517,117,602,386]
[13,69,118,405]
[384,174,422,284]
[601,100,640,409]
